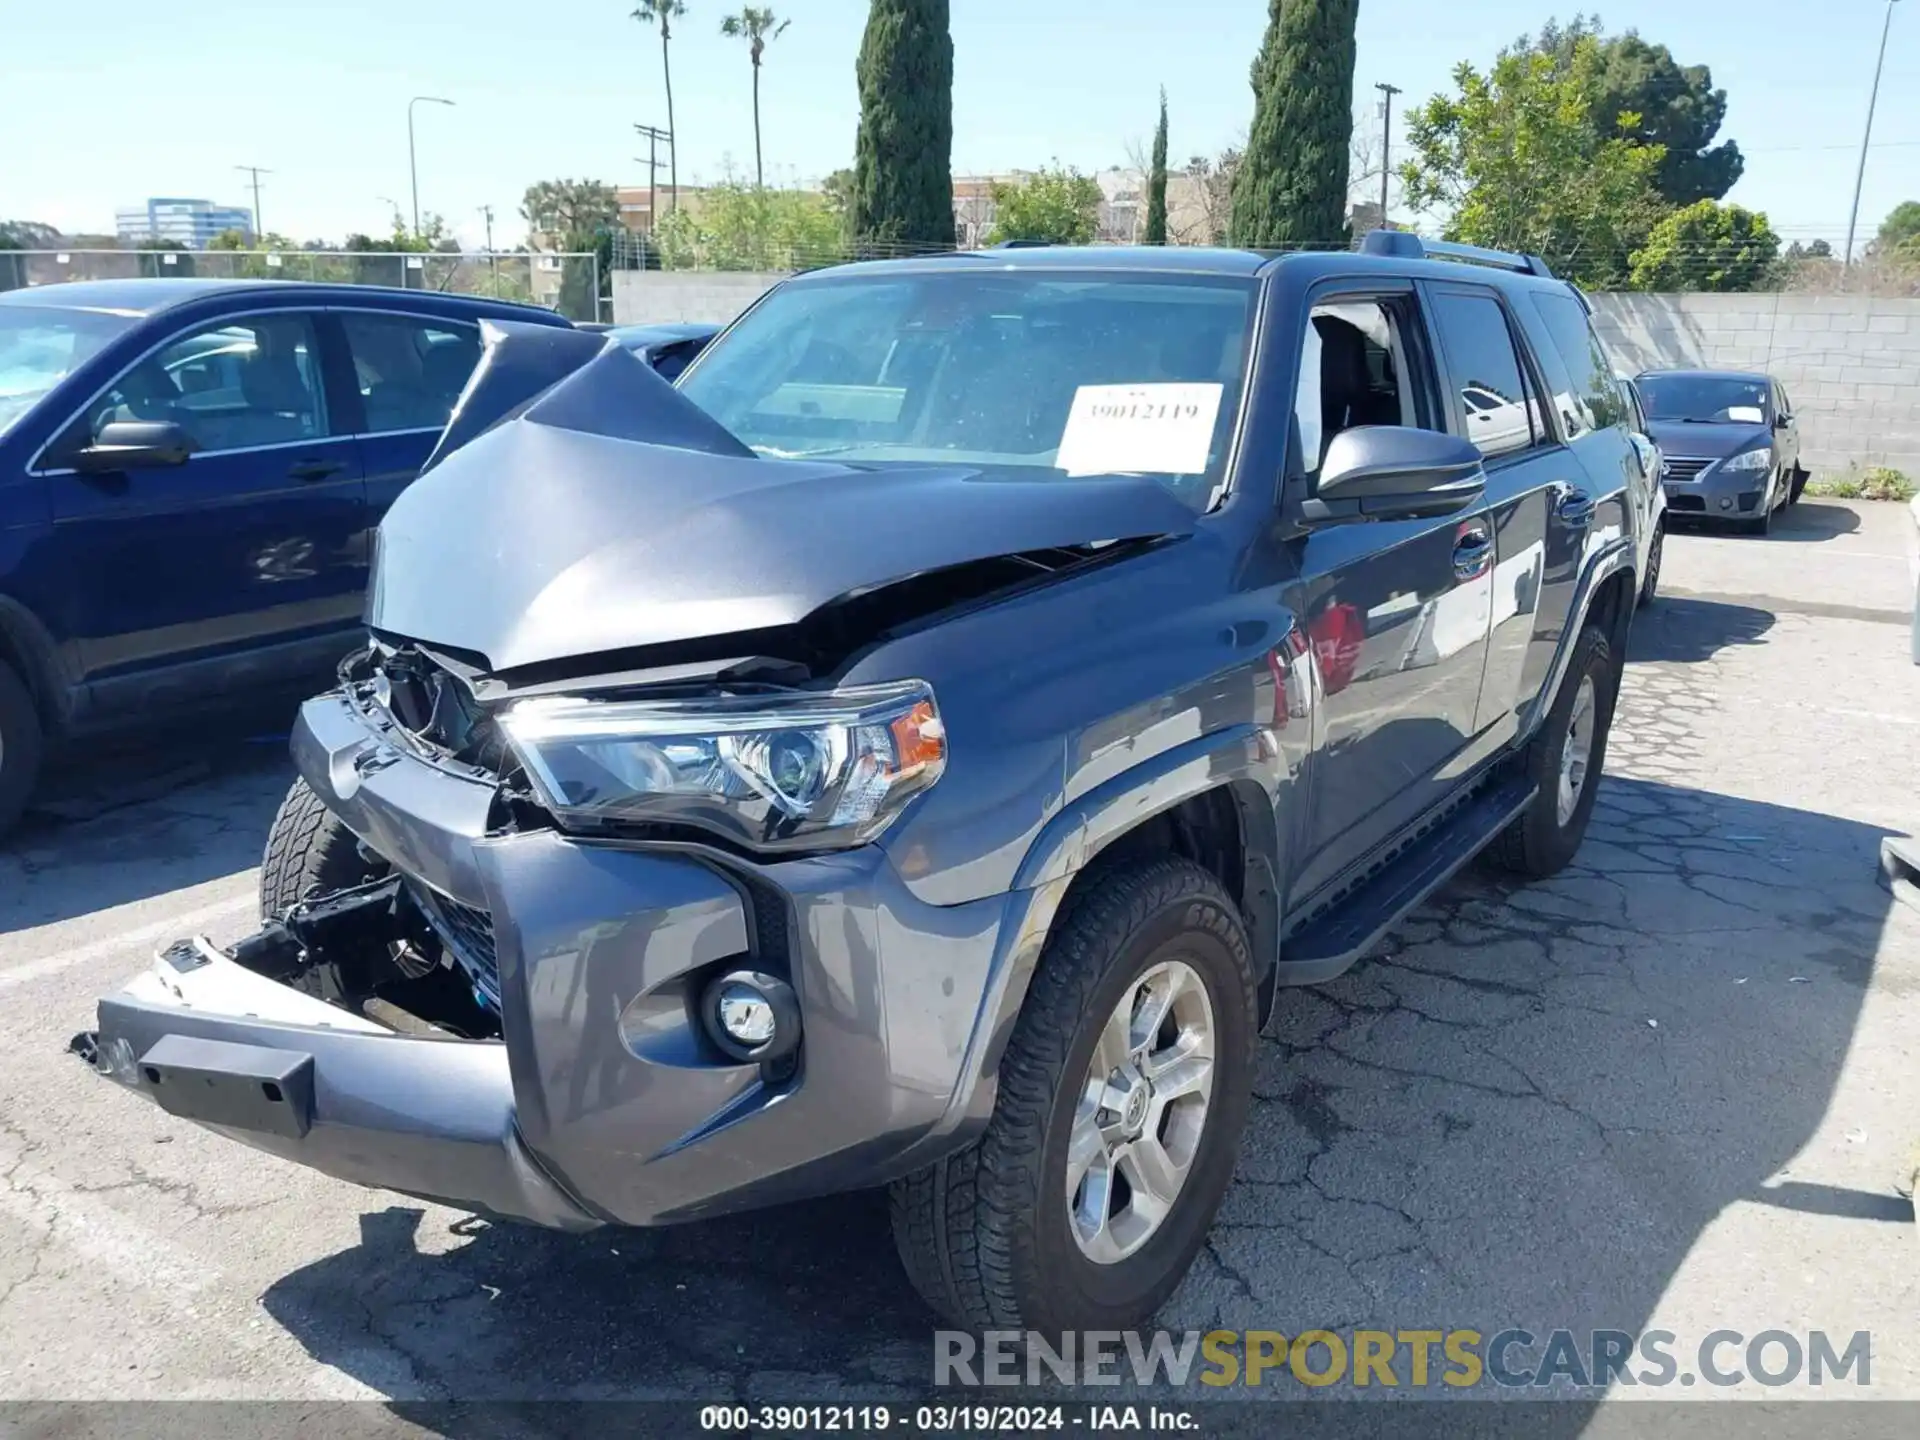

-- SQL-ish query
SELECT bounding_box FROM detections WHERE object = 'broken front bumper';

[85,689,1023,1229]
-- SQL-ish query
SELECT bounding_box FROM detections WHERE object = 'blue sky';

[3,0,1915,250]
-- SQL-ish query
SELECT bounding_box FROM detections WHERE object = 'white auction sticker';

[1054,382,1224,477]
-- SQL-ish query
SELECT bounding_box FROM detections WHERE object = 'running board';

[1273,776,1537,986]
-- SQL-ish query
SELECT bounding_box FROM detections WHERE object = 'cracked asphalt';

[0,499,1915,1411]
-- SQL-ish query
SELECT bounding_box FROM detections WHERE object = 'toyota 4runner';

[78,232,1645,1332]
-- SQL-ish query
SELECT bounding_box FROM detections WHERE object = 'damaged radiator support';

[232,874,419,986]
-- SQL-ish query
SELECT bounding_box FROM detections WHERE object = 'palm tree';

[720,7,790,188]
[632,1,688,212]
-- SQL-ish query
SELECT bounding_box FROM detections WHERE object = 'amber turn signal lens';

[890,700,946,773]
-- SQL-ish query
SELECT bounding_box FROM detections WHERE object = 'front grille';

[1661,456,1713,483]
[411,883,502,1009]
[1667,493,1706,512]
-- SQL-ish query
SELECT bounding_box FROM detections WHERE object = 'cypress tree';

[1229,0,1359,249]
[1145,88,1169,245]
[851,0,956,251]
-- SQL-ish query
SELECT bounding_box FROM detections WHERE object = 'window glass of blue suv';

[87,313,329,452]
[1426,291,1539,460]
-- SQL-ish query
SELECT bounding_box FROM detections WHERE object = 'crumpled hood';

[368,399,1196,677]
[1645,420,1772,461]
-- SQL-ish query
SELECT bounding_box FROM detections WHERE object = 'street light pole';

[1846,0,1901,266]
[408,96,456,237]
[1375,83,1402,227]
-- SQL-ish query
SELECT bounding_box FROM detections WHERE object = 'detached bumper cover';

[90,938,598,1230]
[86,691,1023,1229]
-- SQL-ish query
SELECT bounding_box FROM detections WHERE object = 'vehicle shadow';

[0,706,295,934]
[1668,501,1861,544]
[257,768,1903,1419]
[1625,595,1774,664]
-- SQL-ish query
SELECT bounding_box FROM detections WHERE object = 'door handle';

[288,459,345,482]
[1557,488,1596,526]
[1452,531,1492,582]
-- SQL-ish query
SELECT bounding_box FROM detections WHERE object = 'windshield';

[1636,374,1770,425]
[0,307,133,438]
[678,271,1257,507]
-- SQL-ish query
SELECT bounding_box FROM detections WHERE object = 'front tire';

[1492,625,1617,879]
[0,660,44,842]
[260,777,383,919]
[1788,466,1808,505]
[890,856,1256,1332]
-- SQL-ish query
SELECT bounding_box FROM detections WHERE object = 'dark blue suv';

[0,279,573,834]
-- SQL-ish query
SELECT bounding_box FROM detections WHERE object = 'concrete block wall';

[610,270,784,326]
[609,271,1920,479]
[1588,293,1920,478]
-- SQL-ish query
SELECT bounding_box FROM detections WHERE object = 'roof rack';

[1360,228,1556,279]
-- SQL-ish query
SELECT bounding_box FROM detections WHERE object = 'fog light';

[1719,496,1735,511]
[701,969,801,1063]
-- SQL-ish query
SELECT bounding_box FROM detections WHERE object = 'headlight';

[1719,447,1772,474]
[499,680,946,851]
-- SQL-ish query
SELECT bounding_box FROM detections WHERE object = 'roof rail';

[1360,228,1556,279]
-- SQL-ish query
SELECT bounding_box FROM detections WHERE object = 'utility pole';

[1374,83,1402,228]
[635,123,671,243]
[234,164,272,240]
[408,96,456,237]
[1846,0,1902,266]
[479,204,496,289]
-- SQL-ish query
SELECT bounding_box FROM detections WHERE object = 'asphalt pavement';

[0,499,1915,1412]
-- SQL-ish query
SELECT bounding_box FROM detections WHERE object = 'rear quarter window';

[1529,291,1625,439]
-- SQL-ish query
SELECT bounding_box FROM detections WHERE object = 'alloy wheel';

[1557,674,1597,827]
[1066,959,1216,1265]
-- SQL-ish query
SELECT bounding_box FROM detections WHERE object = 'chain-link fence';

[0,249,605,321]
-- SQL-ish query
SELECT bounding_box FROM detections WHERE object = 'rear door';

[1420,283,1579,735]
[1515,288,1637,697]
[44,308,368,708]
[331,309,485,525]
[1772,379,1801,475]
[1286,282,1497,901]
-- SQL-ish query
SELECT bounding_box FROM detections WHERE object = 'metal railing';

[0,249,605,321]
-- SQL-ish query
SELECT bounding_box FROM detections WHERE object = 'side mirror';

[69,420,197,474]
[1301,426,1486,524]
[1773,414,1792,431]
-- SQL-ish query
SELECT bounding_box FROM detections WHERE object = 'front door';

[46,310,367,709]
[1285,290,1497,902]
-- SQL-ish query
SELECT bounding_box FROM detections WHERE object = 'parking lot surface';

[0,500,1915,1406]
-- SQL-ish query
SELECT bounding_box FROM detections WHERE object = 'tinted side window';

[1427,292,1537,460]
[91,314,328,453]
[339,313,482,434]
[1531,291,1624,437]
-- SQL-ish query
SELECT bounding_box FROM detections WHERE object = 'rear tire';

[0,660,44,842]
[1492,625,1617,879]
[890,856,1256,1332]
[1637,521,1663,609]
[260,777,383,919]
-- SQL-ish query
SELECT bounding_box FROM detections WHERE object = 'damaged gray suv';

[81,233,1644,1332]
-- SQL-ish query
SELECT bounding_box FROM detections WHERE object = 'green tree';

[1628,200,1779,291]
[651,175,850,269]
[1520,16,1743,207]
[987,166,1102,246]
[137,238,195,278]
[721,7,791,189]
[1876,201,1920,259]
[633,1,689,211]
[520,180,620,244]
[1145,88,1169,245]
[1399,38,1667,288]
[1229,0,1358,249]
[851,0,955,251]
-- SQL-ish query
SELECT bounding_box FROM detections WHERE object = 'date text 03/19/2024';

[697,1404,1197,1433]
